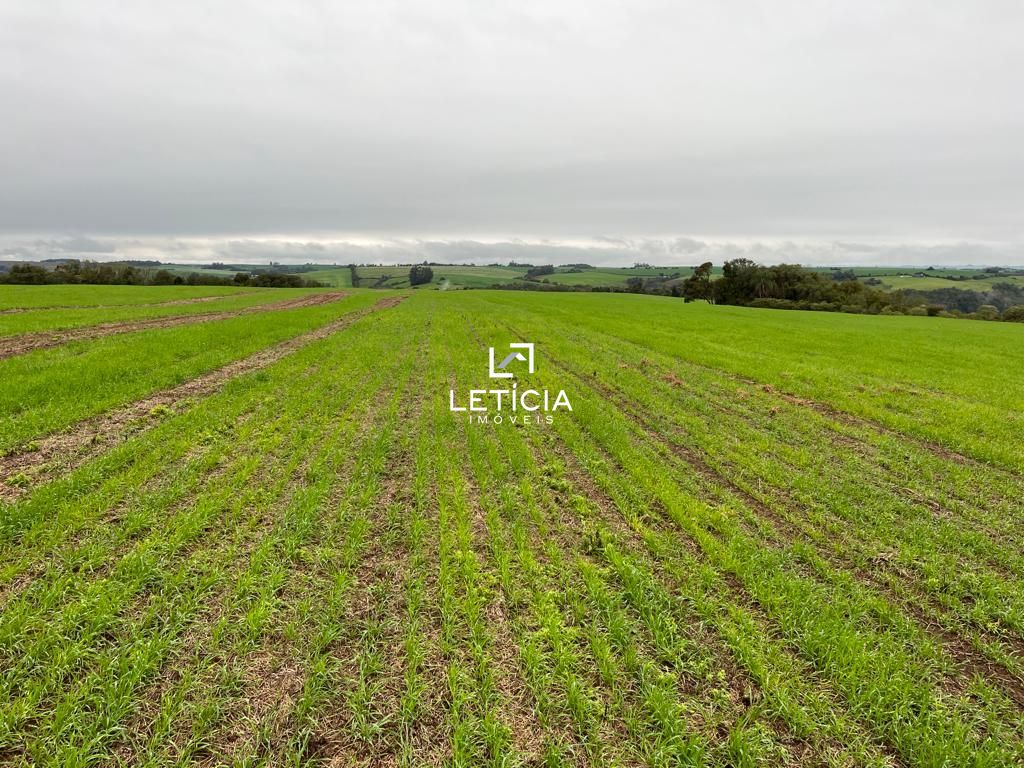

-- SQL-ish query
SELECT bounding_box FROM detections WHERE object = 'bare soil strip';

[0,291,262,315]
[0,295,405,500]
[0,290,350,360]
[138,291,262,307]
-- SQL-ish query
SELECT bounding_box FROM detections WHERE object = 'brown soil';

[0,290,350,360]
[0,291,265,315]
[0,295,404,501]
[149,292,262,307]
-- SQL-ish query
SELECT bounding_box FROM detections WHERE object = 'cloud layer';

[1,1,1022,262]
[3,235,1019,268]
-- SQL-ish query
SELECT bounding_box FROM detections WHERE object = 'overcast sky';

[1,1,1021,266]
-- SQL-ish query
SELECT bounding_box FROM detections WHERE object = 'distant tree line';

[900,282,1024,314]
[681,260,1024,322]
[691,259,897,311]
[0,261,324,288]
[523,264,555,280]
[488,259,1024,322]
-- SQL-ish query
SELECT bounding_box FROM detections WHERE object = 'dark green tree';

[409,264,434,286]
[681,261,714,303]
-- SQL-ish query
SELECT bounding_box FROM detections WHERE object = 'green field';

[343,264,697,290]
[0,284,252,311]
[1,286,1023,766]
[303,268,353,288]
[835,267,1020,279]
[428,265,527,288]
[157,265,241,278]
[542,267,694,287]
[876,274,1024,292]
[0,287,328,337]
[353,265,414,288]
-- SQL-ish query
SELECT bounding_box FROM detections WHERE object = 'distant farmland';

[874,274,1024,292]
[303,263,1024,296]
[34,261,1024,298]
[1,285,1023,765]
[335,264,698,290]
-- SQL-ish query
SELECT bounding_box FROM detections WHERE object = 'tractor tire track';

[0,295,405,500]
[0,291,262,315]
[0,290,350,360]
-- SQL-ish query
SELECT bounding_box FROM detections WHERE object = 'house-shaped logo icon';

[488,342,535,379]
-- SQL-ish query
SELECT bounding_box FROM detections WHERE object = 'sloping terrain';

[0,289,1022,766]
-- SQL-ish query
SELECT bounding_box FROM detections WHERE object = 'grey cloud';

[668,238,707,255]
[0,1,1022,258]
[1,236,117,259]
[2,235,1019,269]
[47,236,117,254]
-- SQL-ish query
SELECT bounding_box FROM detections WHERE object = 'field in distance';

[0,284,1023,766]
[196,262,1024,294]
[324,264,699,290]
[23,262,1024,294]
[109,263,703,290]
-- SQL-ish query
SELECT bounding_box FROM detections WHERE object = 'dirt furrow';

[0,290,350,360]
[0,291,265,315]
[0,295,405,500]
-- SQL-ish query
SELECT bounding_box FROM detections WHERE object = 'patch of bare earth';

[0,295,405,501]
[0,291,267,315]
[0,290,350,360]
[147,292,263,307]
